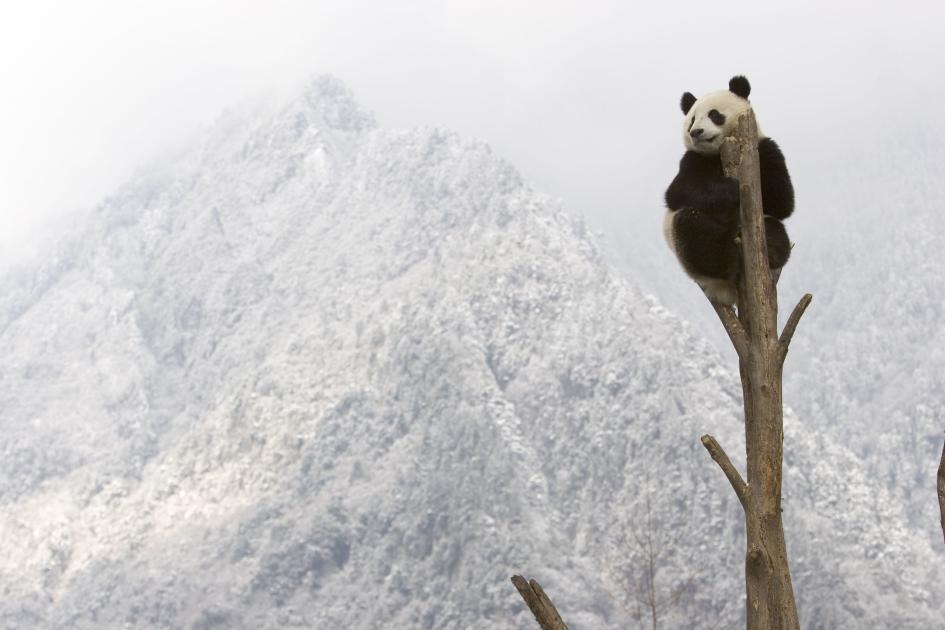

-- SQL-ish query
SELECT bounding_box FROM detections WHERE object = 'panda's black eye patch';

[708,109,726,125]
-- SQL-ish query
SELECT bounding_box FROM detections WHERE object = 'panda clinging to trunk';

[663,75,794,306]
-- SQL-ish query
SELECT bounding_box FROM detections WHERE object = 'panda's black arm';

[758,138,795,219]
[665,152,739,215]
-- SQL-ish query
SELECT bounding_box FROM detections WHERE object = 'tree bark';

[938,437,945,549]
[701,111,809,630]
[511,576,570,630]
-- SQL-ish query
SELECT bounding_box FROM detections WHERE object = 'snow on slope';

[778,133,945,551]
[0,77,941,629]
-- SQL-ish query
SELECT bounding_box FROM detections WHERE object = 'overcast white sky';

[2,0,943,268]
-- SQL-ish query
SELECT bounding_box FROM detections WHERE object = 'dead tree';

[622,489,693,630]
[702,110,811,630]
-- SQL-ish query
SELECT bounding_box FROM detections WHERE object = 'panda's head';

[680,75,759,155]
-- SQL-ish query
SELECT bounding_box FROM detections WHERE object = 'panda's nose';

[690,128,704,139]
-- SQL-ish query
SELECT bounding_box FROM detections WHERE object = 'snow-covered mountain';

[779,133,945,549]
[0,77,941,629]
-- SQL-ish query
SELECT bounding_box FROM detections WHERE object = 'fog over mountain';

[6,2,943,275]
[0,78,942,629]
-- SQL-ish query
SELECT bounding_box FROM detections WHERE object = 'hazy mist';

[3,0,943,269]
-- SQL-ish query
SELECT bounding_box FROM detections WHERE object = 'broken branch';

[701,434,748,509]
[511,576,570,630]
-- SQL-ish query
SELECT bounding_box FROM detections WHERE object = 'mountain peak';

[295,74,376,133]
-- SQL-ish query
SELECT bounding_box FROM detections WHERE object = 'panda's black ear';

[680,92,696,114]
[729,75,751,99]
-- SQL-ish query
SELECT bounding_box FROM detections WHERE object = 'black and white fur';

[663,75,793,305]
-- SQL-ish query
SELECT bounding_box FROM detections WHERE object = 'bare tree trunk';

[702,111,810,630]
[938,438,945,548]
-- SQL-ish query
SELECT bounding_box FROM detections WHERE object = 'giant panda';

[663,75,793,305]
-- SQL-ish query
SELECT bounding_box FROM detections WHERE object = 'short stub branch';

[511,576,570,630]
[701,434,748,509]
[711,303,749,359]
[778,293,813,362]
